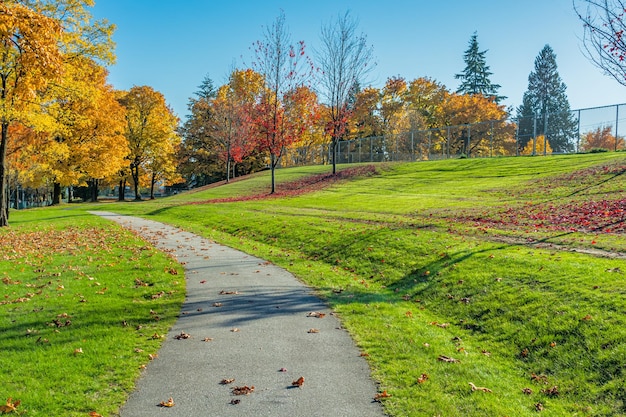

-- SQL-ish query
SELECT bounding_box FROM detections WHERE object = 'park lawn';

[7,151,626,416]
[96,152,626,416]
[0,207,185,416]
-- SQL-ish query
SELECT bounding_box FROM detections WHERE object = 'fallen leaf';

[229,399,240,405]
[374,390,392,400]
[231,385,255,395]
[292,376,305,387]
[581,314,592,321]
[437,355,460,363]
[417,373,429,384]
[307,311,326,318]
[469,382,492,393]
[279,367,287,372]
[73,347,83,355]
[535,402,544,411]
[308,328,320,333]
[0,398,21,413]
[359,352,370,357]
[541,386,559,397]
[231,328,240,332]
[219,290,240,295]
[220,378,235,385]
[202,337,214,342]
[89,412,103,417]
[522,387,533,395]
[213,302,223,307]
[174,331,191,340]
[158,397,175,407]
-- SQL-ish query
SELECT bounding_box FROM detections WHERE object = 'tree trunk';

[0,121,9,227]
[91,179,99,202]
[52,182,62,205]
[270,153,276,194]
[118,179,125,201]
[150,172,156,200]
[331,138,338,175]
[131,162,141,200]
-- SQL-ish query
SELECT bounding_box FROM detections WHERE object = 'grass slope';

[6,153,626,416]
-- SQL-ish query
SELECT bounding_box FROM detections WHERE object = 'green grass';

[5,152,626,416]
[0,208,184,416]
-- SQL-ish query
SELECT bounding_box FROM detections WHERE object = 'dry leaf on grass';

[417,373,429,384]
[469,382,492,393]
[437,355,460,363]
[0,398,21,413]
[374,390,391,400]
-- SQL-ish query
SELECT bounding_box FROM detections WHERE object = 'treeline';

[2,4,620,227]
[0,1,180,227]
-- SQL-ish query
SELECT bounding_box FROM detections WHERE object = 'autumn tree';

[212,69,264,182]
[516,45,578,153]
[380,76,409,135]
[281,85,324,166]
[441,93,516,156]
[581,125,625,150]
[119,86,179,200]
[574,0,626,86]
[0,0,114,225]
[348,86,382,139]
[25,58,127,204]
[317,11,375,174]
[455,32,505,103]
[0,2,62,225]
[521,134,553,155]
[252,11,313,193]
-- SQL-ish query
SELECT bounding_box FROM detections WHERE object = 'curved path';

[91,212,385,417]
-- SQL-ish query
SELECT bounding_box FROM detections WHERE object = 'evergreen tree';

[455,32,505,103]
[516,45,578,153]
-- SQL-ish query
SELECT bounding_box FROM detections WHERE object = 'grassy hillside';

[6,152,625,416]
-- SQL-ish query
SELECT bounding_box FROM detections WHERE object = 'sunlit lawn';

[4,151,626,416]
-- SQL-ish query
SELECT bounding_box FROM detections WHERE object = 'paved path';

[91,212,385,417]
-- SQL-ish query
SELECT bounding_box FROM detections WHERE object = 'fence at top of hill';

[279,103,626,167]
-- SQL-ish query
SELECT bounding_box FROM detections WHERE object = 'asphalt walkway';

[91,212,385,417]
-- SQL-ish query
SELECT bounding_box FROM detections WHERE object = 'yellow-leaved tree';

[119,86,179,200]
[0,2,63,226]
[21,58,128,203]
[521,135,553,155]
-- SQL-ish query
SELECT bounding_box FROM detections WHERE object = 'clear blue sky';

[90,0,625,120]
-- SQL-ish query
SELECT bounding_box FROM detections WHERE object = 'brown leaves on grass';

[231,385,255,395]
[417,373,429,384]
[374,390,391,401]
[0,398,21,413]
[469,382,492,393]
[437,355,460,363]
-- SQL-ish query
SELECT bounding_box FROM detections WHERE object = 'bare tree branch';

[574,0,626,86]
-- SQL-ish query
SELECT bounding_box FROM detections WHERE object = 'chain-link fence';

[280,103,626,167]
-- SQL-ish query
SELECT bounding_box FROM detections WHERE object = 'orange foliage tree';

[581,126,625,151]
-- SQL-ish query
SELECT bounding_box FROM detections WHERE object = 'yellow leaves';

[0,398,21,414]
[158,397,175,407]
[521,135,553,155]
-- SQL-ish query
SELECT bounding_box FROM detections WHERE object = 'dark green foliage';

[516,45,578,153]
[455,32,505,103]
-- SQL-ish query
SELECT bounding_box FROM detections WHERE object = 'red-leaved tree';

[251,11,314,193]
